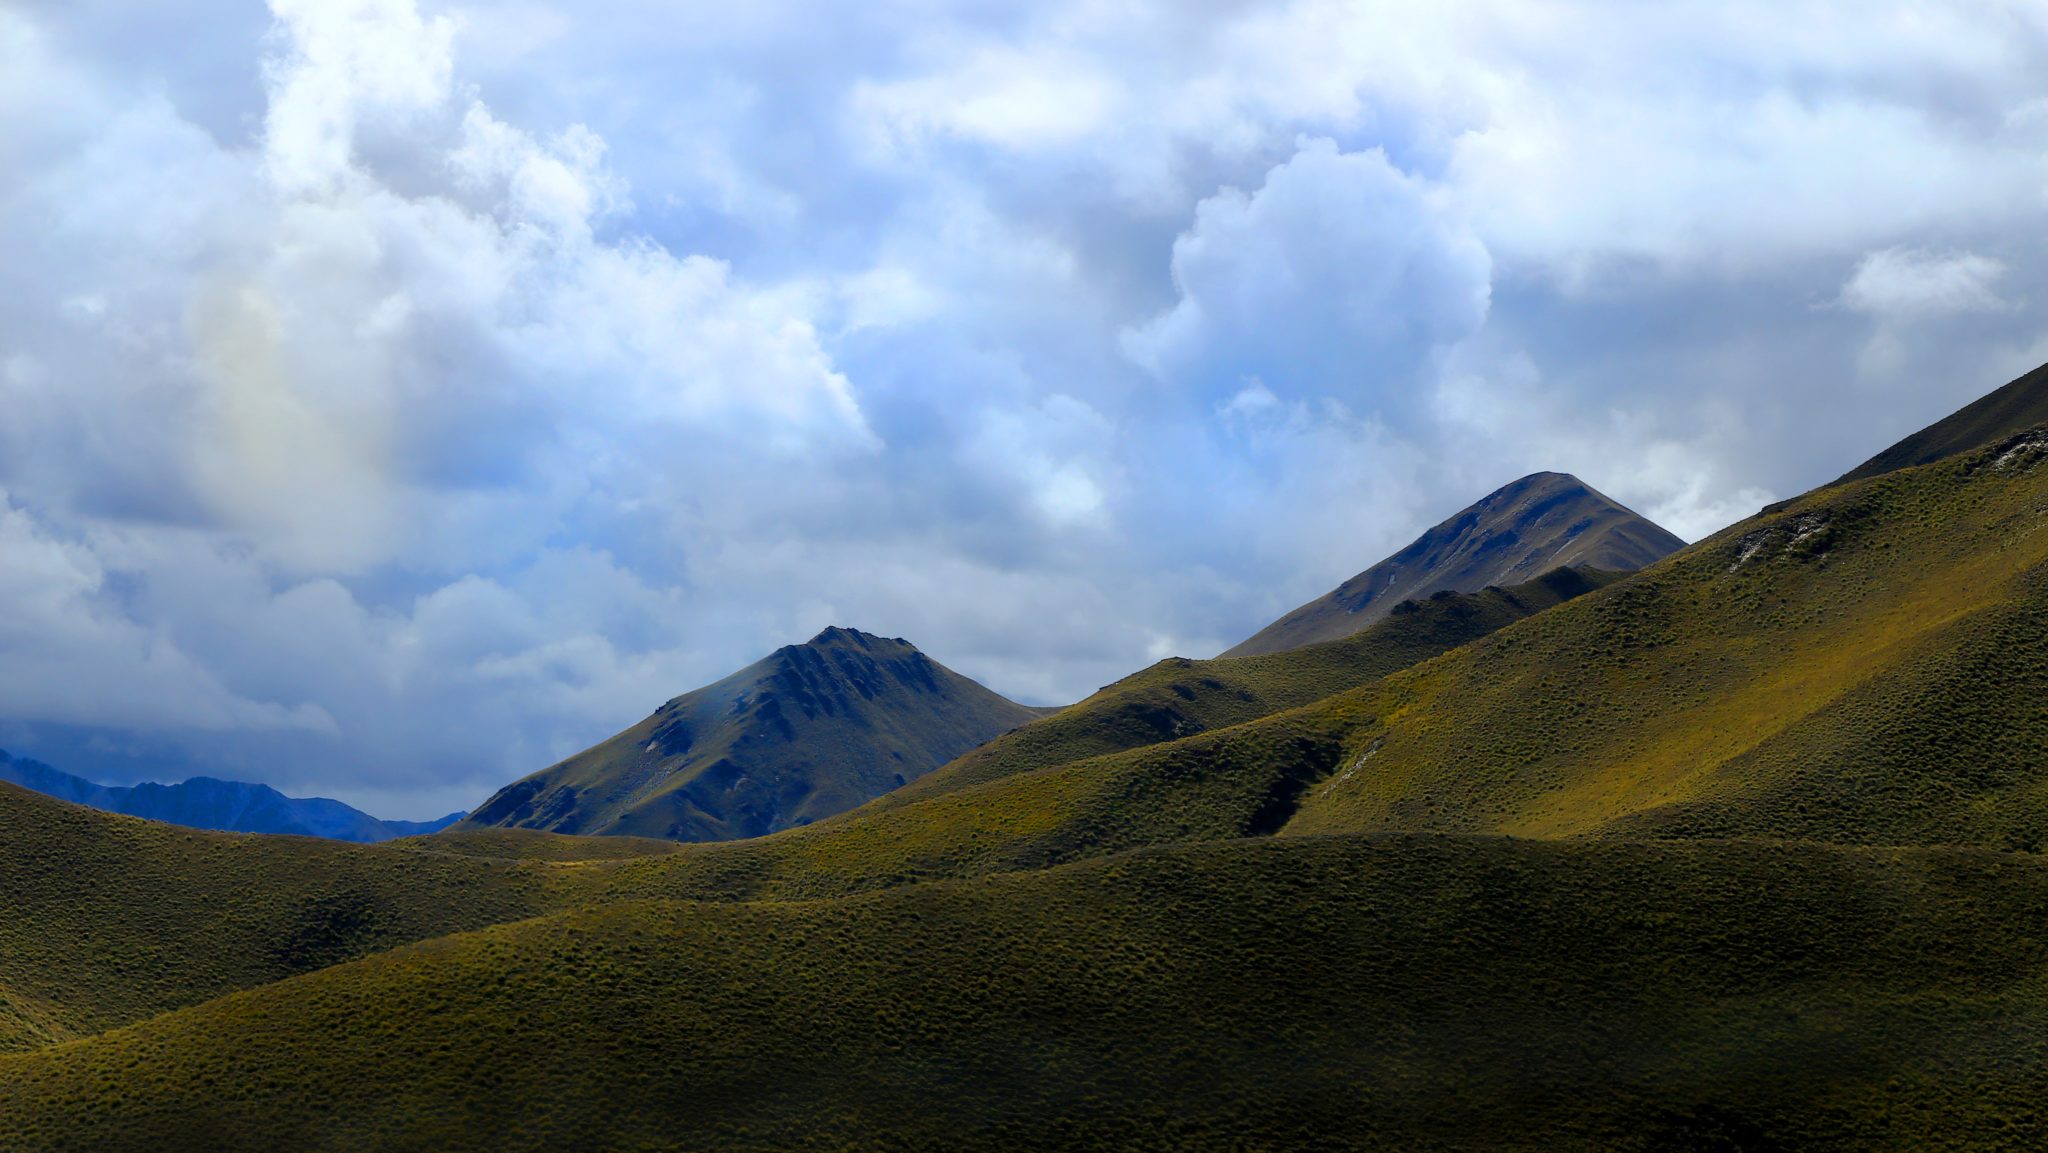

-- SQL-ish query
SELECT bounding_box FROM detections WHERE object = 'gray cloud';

[2,0,2047,816]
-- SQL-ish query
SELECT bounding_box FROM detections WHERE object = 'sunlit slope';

[874,567,1614,813]
[0,783,597,1052]
[1279,427,2048,846]
[8,835,2048,1152]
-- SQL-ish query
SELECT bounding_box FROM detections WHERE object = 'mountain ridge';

[0,750,461,842]
[1835,360,2048,484]
[1222,471,1683,657]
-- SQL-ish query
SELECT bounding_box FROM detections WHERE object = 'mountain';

[462,627,1049,840]
[1274,421,2048,849]
[0,751,462,842]
[1835,360,2048,484]
[1222,471,1684,657]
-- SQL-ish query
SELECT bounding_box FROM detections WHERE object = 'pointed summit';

[1222,472,1683,657]
[463,629,1044,841]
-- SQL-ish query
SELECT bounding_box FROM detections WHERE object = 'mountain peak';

[802,626,910,651]
[466,630,1040,842]
[1222,471,1682,658]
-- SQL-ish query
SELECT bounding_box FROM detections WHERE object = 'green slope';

[1836,361,2048,484]
[0,783,607,1052]
[7,835,2048,1152]
[462,627,1048,841]
[875,567,1615,812]
[1223,471,1681,657]
[1275,425,2048,846]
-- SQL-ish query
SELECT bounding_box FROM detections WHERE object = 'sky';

[3,0,2047,818]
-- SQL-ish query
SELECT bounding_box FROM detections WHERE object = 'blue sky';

[3,0,2047,817]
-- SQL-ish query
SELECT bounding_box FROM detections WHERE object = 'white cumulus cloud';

[1839,247,2010,318]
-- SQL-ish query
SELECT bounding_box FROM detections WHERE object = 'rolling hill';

[0,782,580,1053]
[462,627,1048,841]
[6,835,2048,1151]
[1222,471,1682,657]
[0,751,462,842]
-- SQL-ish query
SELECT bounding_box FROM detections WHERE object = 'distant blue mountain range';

[0,749,465,842]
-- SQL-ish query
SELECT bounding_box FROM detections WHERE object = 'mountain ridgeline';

[0,751,460,843]
[1835,360,2048,484]
[1223,471,1683,657]
[463,628,1048,841]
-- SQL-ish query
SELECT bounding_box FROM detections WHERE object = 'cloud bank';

[1,0,2046,815]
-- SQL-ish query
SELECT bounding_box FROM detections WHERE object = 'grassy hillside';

[463,627,1048,842]
[8,834,2048,1152]
[0,783,598,1052]
[876,567,1614,812]
[390,827,685,862]
[588,704,1354,903]
[1274,425,2048,846]
[1224,472,1680,656]
[1836,361,2048,484]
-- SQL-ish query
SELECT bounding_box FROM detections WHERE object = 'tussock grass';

[7,835,2048,1151]
[0,785,609,1051]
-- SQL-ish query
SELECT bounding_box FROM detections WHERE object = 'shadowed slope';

[462,628,1047,842]
[0,783,587,1053]
[7,835,2048,1152]
[1836,360,2048,484]
[1224,472,1681,657]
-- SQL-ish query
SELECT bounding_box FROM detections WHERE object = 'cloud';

[1838,247,2010,318]
[1124,139,1492,417]
[4,0,2048,816]
[0,493,336,736]
[261,0,456,195]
